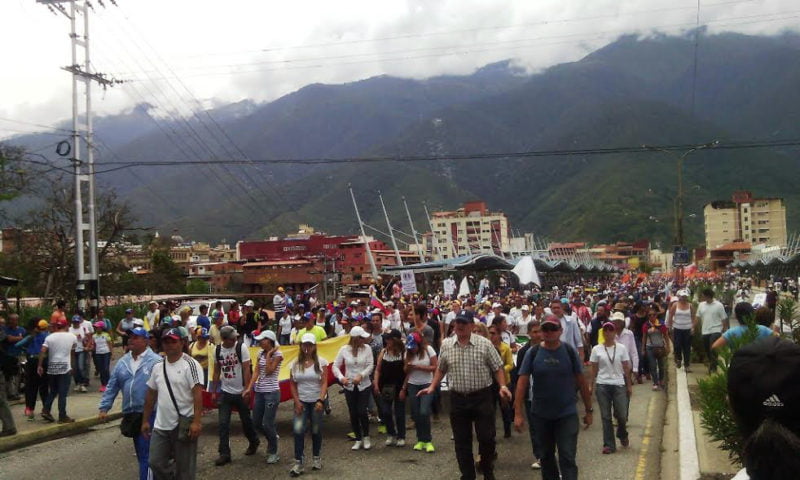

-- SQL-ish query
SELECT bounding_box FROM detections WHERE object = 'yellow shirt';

[191,340,211,369]
[496,342,513,385]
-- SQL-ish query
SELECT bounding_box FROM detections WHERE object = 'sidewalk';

[0,380,122,453]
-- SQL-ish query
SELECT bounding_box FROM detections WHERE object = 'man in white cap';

[211,326,259,466]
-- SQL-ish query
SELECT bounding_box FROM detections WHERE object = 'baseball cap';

[161,328,181,340]
[349,326,370,339]
[128,327,149,338]
[521,305,530,311]
[491,302,502,309]
[453,311,472,323]
[37,319,49,329]
[406,332,422,350]
[303,312,313,320]
[728,337,800,440]
[277,286,285,293]
[220,325,239,340]
[53,317,68,327]
[384,329,402,340]
[677,289,690,297]
[244,300,255,307]
[93,321,105,330]
[254,330,277,343]
[133,318,145,327]
[300,333,317,344]
[213,310,224,318]
[196,327,210,339]
[610,311,626,322]
[542,315,561,327]
[125,308,133,314]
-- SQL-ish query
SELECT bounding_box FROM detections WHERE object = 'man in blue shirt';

[196,305,211,332]
[3,314,27,400]
[513,315,593,480]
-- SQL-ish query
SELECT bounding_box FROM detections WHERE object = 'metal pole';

[84,2,99,314]
[402,196,425,263]
[423,202,444,260]
[349,184,379,280]
[69,0,87,314]
[378,191,403,266]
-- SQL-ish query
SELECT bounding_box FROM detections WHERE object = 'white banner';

[400,270,418,294]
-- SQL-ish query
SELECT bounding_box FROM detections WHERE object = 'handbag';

[652,346,667,359]
[120,412,143,438]
[163,361,194,442]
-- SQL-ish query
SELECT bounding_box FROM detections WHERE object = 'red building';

[237,234,358,262]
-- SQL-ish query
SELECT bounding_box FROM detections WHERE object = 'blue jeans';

[524,400,542,460]
[407,383,433,442]
[253,390,281,454]
[379,387,406,439]
[343,388,370,440]
[595,384,629,450]
[217,391,259,456]
[647,347,667,386]
[93,352,111,386]
[44,372,71,418]
[293,401,323,461]
[673,328,692,367]
[531,413,579,480]
[73,351,89,386]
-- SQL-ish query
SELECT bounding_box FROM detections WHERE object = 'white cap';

[521,305,530,311]
[371,309,384,316]
[611,311,626,322]
[300,333,317,344]
[491,302,502,309]
[132,318,144,327]
[244,300,255,307]
[349,326,371,339]
[677,289,690,297]
[254,330,277,343]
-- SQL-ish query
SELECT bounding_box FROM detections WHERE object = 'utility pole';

[349,184,379,281]
[402,196,425,263]
[423,202,444,260]
[39,0,122,315]
[378,191,403,266]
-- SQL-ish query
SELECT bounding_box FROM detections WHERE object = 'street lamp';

[643,141,718,285]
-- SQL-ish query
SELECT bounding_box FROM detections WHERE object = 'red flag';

[370,297,392,316]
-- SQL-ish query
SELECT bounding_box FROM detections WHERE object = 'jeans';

[703,333,722,373]
[450,387,496,480]
[524,400,542,460]
[217,391,259,456]
[595,384,629,450]
[0,374,16,433]
[379,387,406,439]
[44,372,71,418]
[633,333,648,375]
[253,390,281,454]
[149,426,198,480]
[25,357,49,411]
[344,388,371,440]
[73,351,89,386]
[647,347,667,386]
[532,413,579,480]
[673,328,692,368]
[407,383,432,442]
[493,383,514,436]
[133,411,156,480]
[279,334,290,346]
[93,352,111,386]
[293,401,323,461]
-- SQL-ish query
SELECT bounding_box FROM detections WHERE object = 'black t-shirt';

[241,312,259,335]
[428,317,442,353]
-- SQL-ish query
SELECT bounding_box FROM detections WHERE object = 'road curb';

[677,367,701,480]
[0,412,123,454]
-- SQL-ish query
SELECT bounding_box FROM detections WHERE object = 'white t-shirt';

[406,345,437,385]
[146,354,204,431]
[43,331,77,375]
[590,343,630,386]
[278,315,293,336]
[444,311,457,325]
[290,358,329,403]
[698,300,727,335]
[68,324,92,352]
[508,307,523,327]
[216,343,251,394]
[94,333,112,355]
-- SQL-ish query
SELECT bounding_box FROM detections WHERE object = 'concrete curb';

[0,412,123,453]
[677,367,701,480]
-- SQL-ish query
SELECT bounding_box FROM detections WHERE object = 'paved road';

[1,378,664,480]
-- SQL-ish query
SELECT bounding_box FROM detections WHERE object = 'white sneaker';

[289,461,303,477]
[531,460,541,469]
[79,385,88,393]
[266,453,280,464]
[396,439,406,447]
[312,456,322,470]
[73,386,80,392]
[351,441,363,451]
[363,436,372,450]
[385,436,396,446]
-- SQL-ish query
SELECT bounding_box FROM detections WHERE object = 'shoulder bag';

[163,359,194,441]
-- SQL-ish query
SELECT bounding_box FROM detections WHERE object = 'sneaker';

[41,412,55,423]
[58,416,75,424]
[385,436,396,446]
[245,441,260,456]
[396,439,406,447]
[214,455,231,466]
[73,386,80,393]
[346,432,356,440]
[425,442,435,453]
[362,436,371,450]
[0,429,17,437]
[312,456,322,470]
[602,446,614,454]
[289,461,303,477]
[79,385,88,393]
[24,408,32,417]
[531,461,541,469]
[685,367,693,373]
[621,437,630,447]
[351,440,363,451]
[413,441,425,451]
[377,425,387,434]
[266,454,280,464]
[652,385,660,391]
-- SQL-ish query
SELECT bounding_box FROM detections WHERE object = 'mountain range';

[6,31,800,249]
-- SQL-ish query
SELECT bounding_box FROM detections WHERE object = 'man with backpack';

[513,315,593,480]
[211,325,259,466]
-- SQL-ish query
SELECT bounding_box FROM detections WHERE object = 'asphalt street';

[0,375,664,480]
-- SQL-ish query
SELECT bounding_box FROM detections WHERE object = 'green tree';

[186,278,209,294]
[149,250,185,294]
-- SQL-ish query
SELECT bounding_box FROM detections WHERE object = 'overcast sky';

[1,0,798,137]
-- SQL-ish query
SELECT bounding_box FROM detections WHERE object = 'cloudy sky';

[1,0,798,137]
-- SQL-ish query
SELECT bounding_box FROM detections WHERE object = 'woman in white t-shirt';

[246,329,283,464]
[589,322,633,454]
[403,331,438,453]
[288,333,328,477]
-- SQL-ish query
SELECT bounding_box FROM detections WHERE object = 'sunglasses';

[541,323,560,332]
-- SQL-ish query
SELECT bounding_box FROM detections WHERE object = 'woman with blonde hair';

[333,326,374,450]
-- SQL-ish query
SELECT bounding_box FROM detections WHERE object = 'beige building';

[704,191,787,250]
[426,201,510,259]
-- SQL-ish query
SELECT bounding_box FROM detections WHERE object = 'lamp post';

[643,141,718,285]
